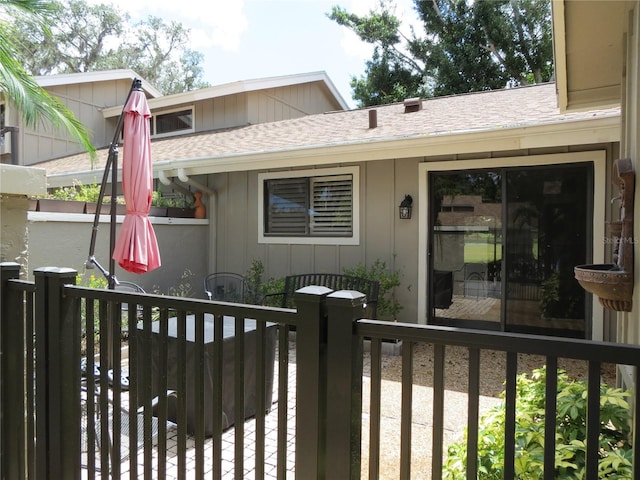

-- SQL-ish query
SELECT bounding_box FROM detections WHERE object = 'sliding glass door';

[429,163,592,338]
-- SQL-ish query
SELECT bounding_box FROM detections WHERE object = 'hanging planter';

[574,158,634,312]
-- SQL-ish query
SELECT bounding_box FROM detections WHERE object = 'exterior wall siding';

[20,79,135,165]
[247,84,340,125]
[210,143,619,328]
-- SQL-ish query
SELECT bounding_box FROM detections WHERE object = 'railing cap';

[327,289,367,306]
[33,266,77,276]
[295,285,333,296]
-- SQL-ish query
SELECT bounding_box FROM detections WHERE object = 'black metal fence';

[2,262,640,479]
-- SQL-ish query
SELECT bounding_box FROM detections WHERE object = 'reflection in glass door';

[430,170,503,329]
[429,163,591,338]
[504,164,590,337]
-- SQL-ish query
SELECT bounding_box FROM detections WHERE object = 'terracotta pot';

[574,264,633,312]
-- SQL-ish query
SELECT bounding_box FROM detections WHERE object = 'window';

[258,166,359,245]
[151,107,194,137]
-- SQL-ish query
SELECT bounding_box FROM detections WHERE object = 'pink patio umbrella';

[111,87,161,273]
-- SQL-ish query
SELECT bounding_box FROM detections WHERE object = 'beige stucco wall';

[1,196,30,272]
[26,215,209,296]
[0,165,46,277]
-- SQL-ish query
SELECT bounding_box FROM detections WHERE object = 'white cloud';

[338,0,418,62]
[86,0,248,51]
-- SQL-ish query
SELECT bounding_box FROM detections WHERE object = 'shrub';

[244,259,285,305]
[443,367,632,479]
[342,259,403,320]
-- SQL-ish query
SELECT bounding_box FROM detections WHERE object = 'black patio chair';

[204,272,247,303]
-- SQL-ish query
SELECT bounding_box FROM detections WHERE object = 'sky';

[85,0,418,109]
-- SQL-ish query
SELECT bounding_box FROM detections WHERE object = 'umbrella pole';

[85,79,143,287]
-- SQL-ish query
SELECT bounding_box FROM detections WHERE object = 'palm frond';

[0,15,96,162]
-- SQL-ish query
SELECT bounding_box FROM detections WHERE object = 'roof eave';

[45,115,620,188]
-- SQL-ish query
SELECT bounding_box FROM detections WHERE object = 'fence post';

[1,262,24,479]
[34,266,79,480]
[325,289,366,480]
[294,285,332,480]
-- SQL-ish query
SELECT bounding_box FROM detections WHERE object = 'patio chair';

[204,272,247,302]
[81,384,177,473]
[114,280,145,319]
[115,280,145,293]
[464,263,487,299]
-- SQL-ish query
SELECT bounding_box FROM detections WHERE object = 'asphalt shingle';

[36,83,619,176]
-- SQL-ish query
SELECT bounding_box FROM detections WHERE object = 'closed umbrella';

[111,86,161,273]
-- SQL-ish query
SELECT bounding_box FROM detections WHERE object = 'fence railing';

[2,262,640,479]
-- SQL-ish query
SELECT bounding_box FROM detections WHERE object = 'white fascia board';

[36,70,162,98]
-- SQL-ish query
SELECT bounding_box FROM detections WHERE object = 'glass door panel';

[504,165,589,336]
[430,171,503,328]
[429,163,591,338]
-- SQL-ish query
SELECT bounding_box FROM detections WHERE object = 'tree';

[12,0,209,95]
[0,0,95,158]
[329,0,553,107]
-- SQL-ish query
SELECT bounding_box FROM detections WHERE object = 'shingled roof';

[40,83,620,183]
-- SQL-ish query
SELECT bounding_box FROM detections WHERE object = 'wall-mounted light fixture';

[399,194,413,219]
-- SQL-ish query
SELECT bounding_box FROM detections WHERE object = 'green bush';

[443,367,633,479]
[244,259,285,305]
[342,259,403,320]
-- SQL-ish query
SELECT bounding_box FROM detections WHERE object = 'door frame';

[417,151,607,339]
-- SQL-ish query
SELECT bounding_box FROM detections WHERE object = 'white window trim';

[258,166,360,245]
[417,151,606,339]
[151,105,195,139]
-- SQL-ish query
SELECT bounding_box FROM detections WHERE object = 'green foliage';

[540,270,584,319]
[152,191,193,208]
[48,179,100,202]
[244,259,285,306]
[165,268,195,298]
[443,367,633,479]
[0,0,96,162]
[342,259,403,320]
[11,0,209,94]
[328,0,553,107]
[76,271,108,350]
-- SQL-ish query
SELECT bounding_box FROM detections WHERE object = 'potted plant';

[36,182,87,213]
[153,193,194,218]
[76,182,103,214]
[149,191,167,217]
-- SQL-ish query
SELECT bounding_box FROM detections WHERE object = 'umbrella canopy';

[111,89,161,273]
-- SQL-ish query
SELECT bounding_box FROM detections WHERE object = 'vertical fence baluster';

[1,263,24,479]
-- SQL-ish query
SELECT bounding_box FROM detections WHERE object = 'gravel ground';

[359,342,618,479]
